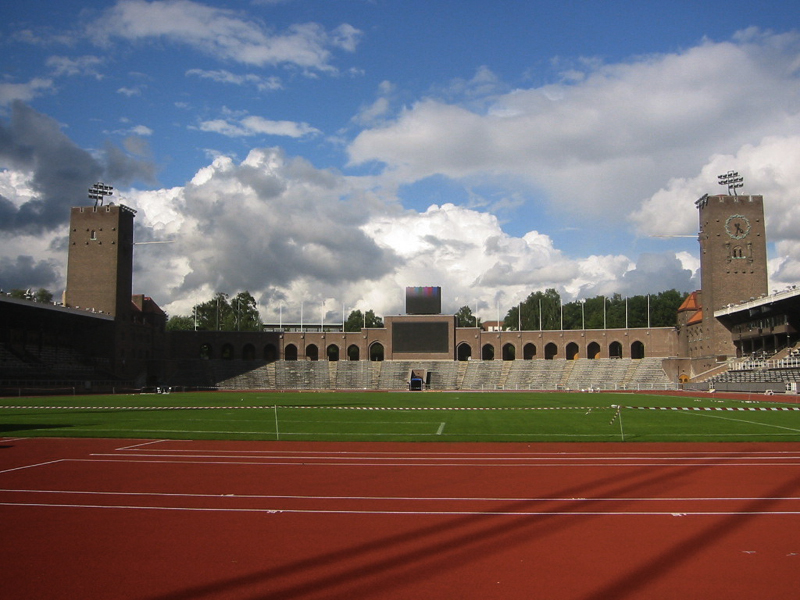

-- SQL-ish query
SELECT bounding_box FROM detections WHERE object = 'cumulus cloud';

[0,78,54,107]
[128,148,400,314]
[90,0,361,72]
[348,30,800,225]
[0,255,61,291]
[0,102,156,233]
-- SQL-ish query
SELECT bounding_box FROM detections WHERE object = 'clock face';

[725,214,750,239]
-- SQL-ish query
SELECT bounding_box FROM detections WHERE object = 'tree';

[166,315,194,331]
[189,291,264,331]
[344,309,383,332]
[8,288,53,302]
[229,291,262,331]
[501,289,689,331]
[455,305,480,328]
[503,288,562,330]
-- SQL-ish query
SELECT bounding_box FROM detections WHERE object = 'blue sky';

[3,0,800,321]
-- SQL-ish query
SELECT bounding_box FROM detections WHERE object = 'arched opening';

[544,342,558,360]
[523,343,536,360]
[502,343,516,361]
[199,343,212,360]
[566,342,579,360]
[327,344,339,361]
[587,341,601,359]
[609,341,623,359]
[481,344,495,360]
[631,340,645,359]
[221,343,234,360]
[347,344,360,361]
[679,374,690,384]
[370,342,384,361]
[284,344,298,361]
[263,344,277,362]
[242,343,256,361]
[457,343,472,361]
[306,344,319,361]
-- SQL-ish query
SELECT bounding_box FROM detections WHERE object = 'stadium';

[2,183,800,397]
[3,184,800,600]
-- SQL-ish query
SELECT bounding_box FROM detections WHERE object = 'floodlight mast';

[717,170,744,196]
[88,182,114,207]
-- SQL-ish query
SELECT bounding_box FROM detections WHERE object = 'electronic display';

[405,286,441,315]
[392,321,450,353]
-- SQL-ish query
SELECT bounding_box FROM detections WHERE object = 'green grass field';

[2,390,800,442]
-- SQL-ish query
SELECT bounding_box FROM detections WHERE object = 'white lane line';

[107,448,800,457]
[116,440,170,451]
[436,422,446,435]
[1,501,799,517]
[1,488,799,503]
[88,452,800,463]
[0,459,66,475]
[65,458,800,468]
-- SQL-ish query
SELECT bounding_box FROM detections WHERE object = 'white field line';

[674,409,800,433]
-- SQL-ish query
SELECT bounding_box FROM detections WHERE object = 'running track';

[1,438,799,599]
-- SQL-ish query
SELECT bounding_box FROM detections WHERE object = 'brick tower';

[695,193,768,358]
[63,201,136,320]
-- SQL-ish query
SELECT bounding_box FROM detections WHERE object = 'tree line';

[454,289,687,330]
[166,292,384,332]
[168,288,688,332]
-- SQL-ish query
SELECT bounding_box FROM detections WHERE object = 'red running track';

[1,437,799,599]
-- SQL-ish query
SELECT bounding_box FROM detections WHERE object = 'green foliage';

[455,305,480,327]
[344,309,383,331]
[504,289,689,330]
[176,291,264,331]
[166,315,195,331]
[9,288,53,303]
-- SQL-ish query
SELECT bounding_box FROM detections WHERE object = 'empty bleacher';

[161,357,672,392]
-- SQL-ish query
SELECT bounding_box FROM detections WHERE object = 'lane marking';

[2,488,800,503]
[0,459,66,475]
[1,501,799,517]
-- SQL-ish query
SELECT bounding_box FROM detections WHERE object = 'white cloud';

[119,148,688,321]
[0,78,54,107]
[90,0,361,71]
[45,55,105,79]
[186,69,283,91]
[198,115,320,138]
[348,31,800,225]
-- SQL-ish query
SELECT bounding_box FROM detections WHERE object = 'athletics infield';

[1,437,799,599]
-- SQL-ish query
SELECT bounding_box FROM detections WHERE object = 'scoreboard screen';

[405,286,441,315]
[392,321,450,353]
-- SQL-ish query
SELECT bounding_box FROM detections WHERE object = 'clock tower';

[695,193,768,358]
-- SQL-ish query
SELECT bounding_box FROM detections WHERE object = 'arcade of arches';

[191,332,654,362]
[457,340,646,361]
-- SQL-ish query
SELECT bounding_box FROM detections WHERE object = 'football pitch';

[3,390,800,442]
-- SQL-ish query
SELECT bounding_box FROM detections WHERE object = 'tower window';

[90,230,97,240]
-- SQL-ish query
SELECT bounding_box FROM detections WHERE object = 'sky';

[2,0,800,324]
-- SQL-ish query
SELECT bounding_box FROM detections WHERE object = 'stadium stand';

[187,357,672,392]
